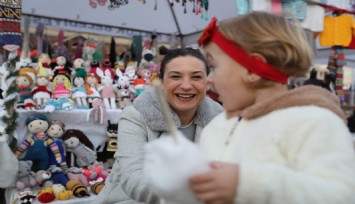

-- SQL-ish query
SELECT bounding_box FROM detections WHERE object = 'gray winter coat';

[93,88,223,204]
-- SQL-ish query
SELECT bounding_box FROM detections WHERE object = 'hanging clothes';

[320,0,353,11]
[320,14,355,47]
[301,3,325,32]
[236,0,250,15]
[0,0,21,50]
[281,0,307,21]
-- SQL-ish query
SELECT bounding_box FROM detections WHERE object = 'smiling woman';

[93,48,223,204]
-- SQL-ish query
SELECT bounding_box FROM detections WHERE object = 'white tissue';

[143,131,210,204]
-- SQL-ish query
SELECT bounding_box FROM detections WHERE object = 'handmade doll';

[102,60,115,79]
[15,114,62,170]
[47,120,68,172]
[62,129,97,167]
[52,74,71,99]
[16,68,36,103]
[139,68,151,85]
[96,68,116,109]
[53,56,71,76]
[85,73,101,106]
[96,120,118,168]
[16,160,37,191]
[71,58,87,77]
[31,75,51,106]
[72,69,89,109]
[133,78,145,97]
[88,60,100,78]
[37,53,52,78]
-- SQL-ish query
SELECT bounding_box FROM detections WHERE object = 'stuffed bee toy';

[66,180,90,197]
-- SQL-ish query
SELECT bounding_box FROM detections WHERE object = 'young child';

[189,12,355,204]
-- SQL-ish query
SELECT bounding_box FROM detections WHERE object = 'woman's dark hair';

[159,48,209,79]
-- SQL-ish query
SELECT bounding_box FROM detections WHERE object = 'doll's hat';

[25,114,49,126]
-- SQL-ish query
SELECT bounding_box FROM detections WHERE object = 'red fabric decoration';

[37,192,56,203]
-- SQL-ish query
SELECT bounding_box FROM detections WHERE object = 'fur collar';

[133,87,222,132]
[240,86,346,122]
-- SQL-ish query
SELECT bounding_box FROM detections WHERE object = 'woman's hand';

[190,161,239,204]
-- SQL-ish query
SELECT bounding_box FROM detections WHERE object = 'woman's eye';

[192,75,203,80]
[170,75,180,79]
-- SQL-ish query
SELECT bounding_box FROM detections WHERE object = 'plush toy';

[49,166,68,186]
[115,87,132,109]
[90,178,105,195]
[53,56,71,76]
[35,170,53,188]
[62,129,97,167]
[37,188,56,203]
[96,68,117,109]
[52,183,66,195]
[22,98,40,111]
[52,74,72,99]
[66,180,90,197]
[0,127,18,188]
[125,62,138,86]
[13,190,36,204]
[83,43,97,69]
[58,97,75,110]
[114,60,125,75]
[36,53,52,78]
[85,73,101,106]
[96,120,118,167]
[67,167,89,186]
[139,68,152,85]
[16,68,36,103]
[71,58,87,77]
[133,78,146,97]
[87,161,111,177]
[16,160,37,190]
[86,98,107,124]
[31,75,51,106]
[55,189,73,200]
[102,60,115,79]
[41,99,61,112]
[139,47,156,70]
[47,120,68,171]
[72,69,89,109]
[88,60,100,78]
[15,114,62,170]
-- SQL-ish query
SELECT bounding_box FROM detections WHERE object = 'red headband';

[199,17,289,84]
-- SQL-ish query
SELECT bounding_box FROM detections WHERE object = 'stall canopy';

[22,0,237,45]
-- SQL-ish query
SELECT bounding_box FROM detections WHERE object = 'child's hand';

[190,161,239,204]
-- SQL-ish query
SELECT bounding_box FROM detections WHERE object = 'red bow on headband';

[198,17,218,47]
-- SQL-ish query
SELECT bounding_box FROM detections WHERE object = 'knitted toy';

[36,53,52,79]
[66,180,90,197]
[88,60,100,78]
[23,99,40,111]
[139,68,152,85]
[83,43,97,68]
[41,99,61,113]
[62,129,97,167]
[72,69,89,109]
[53,56,71,76]
[90,179,105,195]
[71,58,87,77]
[35,170,53,188]
[16,68,36,103]
[85,73,101,106]
[96,68,117,109]
[96,120,118,167]
[86,98,107,124]
[102,60,115,80]
[16,114,62,171]
[16,160,37,190]
[47,120,68,171]
[125,62,138,85]
[13,191,36,204]
[87,161,111,177]
[133,78,146,97]
[49,166,68,186]
[67,167,89,186]
[37,190,56,203]
[0,127,18,188]
[58,97,75,111]
[55,189,73,200]
[143,131,210,204]
[31,75,51,106]
[52,183,66,195]
[52,74,72,99]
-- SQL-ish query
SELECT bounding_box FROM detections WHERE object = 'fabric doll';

[133,78,146,97]
[96,120,118,167]
[96,68,117,109]
[139,68,151,85]
[67,167,89,186]
[62,129,97,167]
[47,120,68,172]
[15,114,62,170]
[88,60,100,78]
[36,53,52,79]
[85,73,101,106]
[114,74,133,109]
[102,60,115,79]
[58,97,75,110]
[31,75,51,106]
[52,73,72,99]
[53,56,71,76]
[16,68,36,103]
[41,99,61,113]
[72,69,89,109]
[86,98,107,124]
[83,43,97,68]
[71,58,87,77]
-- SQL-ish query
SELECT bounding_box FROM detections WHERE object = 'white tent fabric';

[22,0,237,38]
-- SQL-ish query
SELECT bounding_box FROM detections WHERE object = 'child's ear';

[246,53,265,83]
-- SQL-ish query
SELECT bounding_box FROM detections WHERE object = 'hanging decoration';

[89,0,129,10]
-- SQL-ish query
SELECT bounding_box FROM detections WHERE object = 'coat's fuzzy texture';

[200,85,355,204]
[94,87,223,204]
